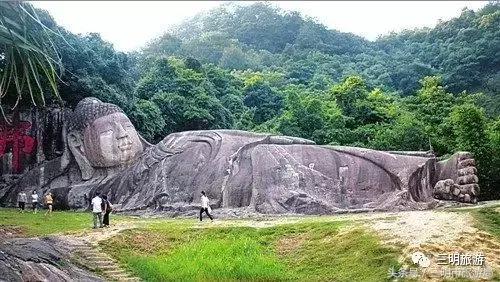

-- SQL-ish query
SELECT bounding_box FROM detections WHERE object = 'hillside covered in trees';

[2,2,500,199]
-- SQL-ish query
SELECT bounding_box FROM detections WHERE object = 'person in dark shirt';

[101,195,113,227]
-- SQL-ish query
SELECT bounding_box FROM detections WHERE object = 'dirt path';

[370,210,477,247]
[61,202,500,246]
[368,209,499,280]
[0,225,23,241]
[60,220,139,246]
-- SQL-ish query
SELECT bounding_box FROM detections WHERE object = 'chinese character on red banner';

[0,112,36,173]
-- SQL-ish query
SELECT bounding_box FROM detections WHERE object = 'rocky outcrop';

[0,236,103,281]
[95,130,442,215]
[0,97,481,215]
[0,107,69,176]
[434,152,479,203]
[1,128,480,215]
[0,107,70,204]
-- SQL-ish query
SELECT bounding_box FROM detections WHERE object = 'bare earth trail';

[61,220,140,245]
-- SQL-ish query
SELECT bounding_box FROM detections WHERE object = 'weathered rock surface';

[0,107,69,175]
[96,130,440,214]
[0,236,103,282]
[0,98,481,215]
[434,151,479,203]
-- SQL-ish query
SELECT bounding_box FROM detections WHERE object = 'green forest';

[2,2,500,199]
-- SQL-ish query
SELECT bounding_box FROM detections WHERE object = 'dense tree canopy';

[148,2,500,114]
[8,1,500,199]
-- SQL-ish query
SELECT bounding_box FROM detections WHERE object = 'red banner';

[0,112,36,173]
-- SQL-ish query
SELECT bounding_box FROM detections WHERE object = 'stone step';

[98,264,119,270]
[85,251,109,257]
[113,274,133,279]
[69,244,91,248]
[68,242,89,246]
[72,246,93,251]
[84,251,103,255]
[83,249,102,254]
[94,261,115,267]
[105,269,127,275]
[107,270,141,281]
[113,271,131,275]
[65,239,140,281]
[71,243,91,247]
[88,256,115,262]
[84,252,112,258]
[117,277,141,281]
[114,274,141,281]
[94,260,114,265]
[92,253,110,258]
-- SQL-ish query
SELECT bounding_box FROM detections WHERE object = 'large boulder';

[0,98,481,215]
[0,236,103,282]
[100,130,439,214]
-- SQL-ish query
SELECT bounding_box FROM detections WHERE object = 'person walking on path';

[199,191,213,222]
[17,191,27,213]
[101,195,113,227]
[91,192,104,229]
[44,192,53,216]
[31,190,39,214]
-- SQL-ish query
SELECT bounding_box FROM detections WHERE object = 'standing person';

[31,190,39,214]
[17,191,27,213]
[199,191,213,222]
[91,192,104,229]
[101,195,113,227]
[44,192,53,216]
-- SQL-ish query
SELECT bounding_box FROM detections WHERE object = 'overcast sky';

[31,1,489,52]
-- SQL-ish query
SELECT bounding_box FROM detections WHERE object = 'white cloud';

[30,1,489,52]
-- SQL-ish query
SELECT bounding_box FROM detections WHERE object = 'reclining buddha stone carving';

[1,98,480,214]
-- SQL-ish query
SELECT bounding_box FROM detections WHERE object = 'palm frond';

[0,1,65,118]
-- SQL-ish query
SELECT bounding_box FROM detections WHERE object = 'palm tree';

[0,1,64,118]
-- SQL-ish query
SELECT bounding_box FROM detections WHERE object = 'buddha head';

[66,98,144,180]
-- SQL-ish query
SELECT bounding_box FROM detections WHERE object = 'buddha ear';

[67,130,94,181]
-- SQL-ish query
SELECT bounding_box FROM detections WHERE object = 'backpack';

[106,200,113,212]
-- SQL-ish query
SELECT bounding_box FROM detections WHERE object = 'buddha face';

[82,112,143,167]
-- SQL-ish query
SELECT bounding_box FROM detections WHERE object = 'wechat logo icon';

[412,252,431,268]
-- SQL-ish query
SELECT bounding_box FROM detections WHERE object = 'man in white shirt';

[31,190,39,214]
[91,192,104,228]
[200,191,213,222]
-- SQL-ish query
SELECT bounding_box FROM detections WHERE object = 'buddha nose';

[116,123,129,139]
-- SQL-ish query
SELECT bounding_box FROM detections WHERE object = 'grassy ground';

[4,205,500,281]
[0,207,134,236]
[101,219,402,282]
[469,207,500,240]
[468,206,500,280]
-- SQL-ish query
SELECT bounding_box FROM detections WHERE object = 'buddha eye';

[101,129,113,135]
